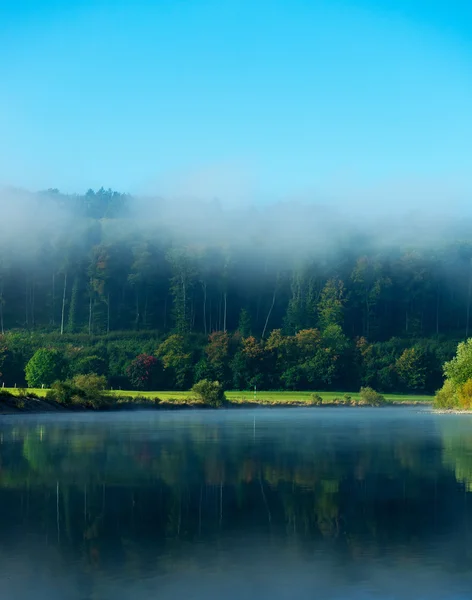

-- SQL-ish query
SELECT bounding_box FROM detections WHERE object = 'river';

[1,407,472,599]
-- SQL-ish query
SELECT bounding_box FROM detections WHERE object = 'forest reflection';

[1,409,472,594]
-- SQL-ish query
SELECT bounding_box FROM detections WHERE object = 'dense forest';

[0,186,470,393]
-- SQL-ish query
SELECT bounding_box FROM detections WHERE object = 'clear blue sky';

[1,0,471,205]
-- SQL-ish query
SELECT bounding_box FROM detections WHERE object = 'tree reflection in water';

[0,409,472,598]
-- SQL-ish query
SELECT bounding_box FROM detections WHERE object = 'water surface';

[1,407,472,599]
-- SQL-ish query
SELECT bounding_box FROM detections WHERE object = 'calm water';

[1,408,472,599]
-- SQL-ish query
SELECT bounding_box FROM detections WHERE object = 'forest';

[0,186,470,393]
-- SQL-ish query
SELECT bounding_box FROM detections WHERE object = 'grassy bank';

[2,388,432,406]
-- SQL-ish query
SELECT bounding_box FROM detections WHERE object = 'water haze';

[1,408,472,599]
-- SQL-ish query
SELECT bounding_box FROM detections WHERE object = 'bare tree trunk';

[191,300,196,331]
[202,281,207,336]
[218,293,222,331]
[163,295,168,331]
[88,290,93,336]
[31,283,35,328]
[189,299,193,333]
[144,288,148,328]
[436,284,440,335]
[209,299,212,333]
[60,272,67,335]
[25,281,29,326]
[52,272,56,326]
[262,286,277,338]
[107,292,110,334]
[223,292,227,332]
[135,290,140,329]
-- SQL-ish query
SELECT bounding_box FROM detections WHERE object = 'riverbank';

[432,409,472,414]
[0,392,432,414]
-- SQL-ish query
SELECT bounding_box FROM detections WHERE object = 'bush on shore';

[359,386,386,406]
[46,373,109,409]
[457,379,472,410]
[309,393,323,406]
[191,379,226,407]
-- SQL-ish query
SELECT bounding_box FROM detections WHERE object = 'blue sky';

[1,0,471,206]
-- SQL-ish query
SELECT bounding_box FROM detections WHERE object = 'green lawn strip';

[3,387,48,397]
[3,388,432,404]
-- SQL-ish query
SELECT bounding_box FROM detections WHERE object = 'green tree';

[238,308,252,337]
[443,339,472,387]
[284,268,320,334]
[156,334,193,389]
[205,331,231,386]
[69,354,107,377]
[0,336,7,381]
[167,248,196,334]
[127,242,157,329]
[281,329,337,390]
[231,336,266,390]
[266,329,295,388]
[67,274,80,333]
[318,278,345,330]
[395,347,427,391]
[25,348,65,388]
[351,257,391,338]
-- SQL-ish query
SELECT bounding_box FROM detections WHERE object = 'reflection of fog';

[1,409,472,599]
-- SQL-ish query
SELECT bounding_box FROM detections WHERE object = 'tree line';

[0,187,471,392]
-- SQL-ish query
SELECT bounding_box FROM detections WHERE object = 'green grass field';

[2,387,432,404]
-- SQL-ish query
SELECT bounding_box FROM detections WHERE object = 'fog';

[1,179,471,268]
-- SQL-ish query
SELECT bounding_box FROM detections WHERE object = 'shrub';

[47,374,108,409]
[309,393,323,406]
[70,374,107,409]
[25,348,65,388]
[359,386,386,407]
[458,379,472,410]
[191,379,226,407]
[46,380,76,405]
[434,380,458,410]
[73,373,106,399]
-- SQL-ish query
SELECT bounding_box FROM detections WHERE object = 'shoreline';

[0,396,431,415]
[431,409,472,414]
